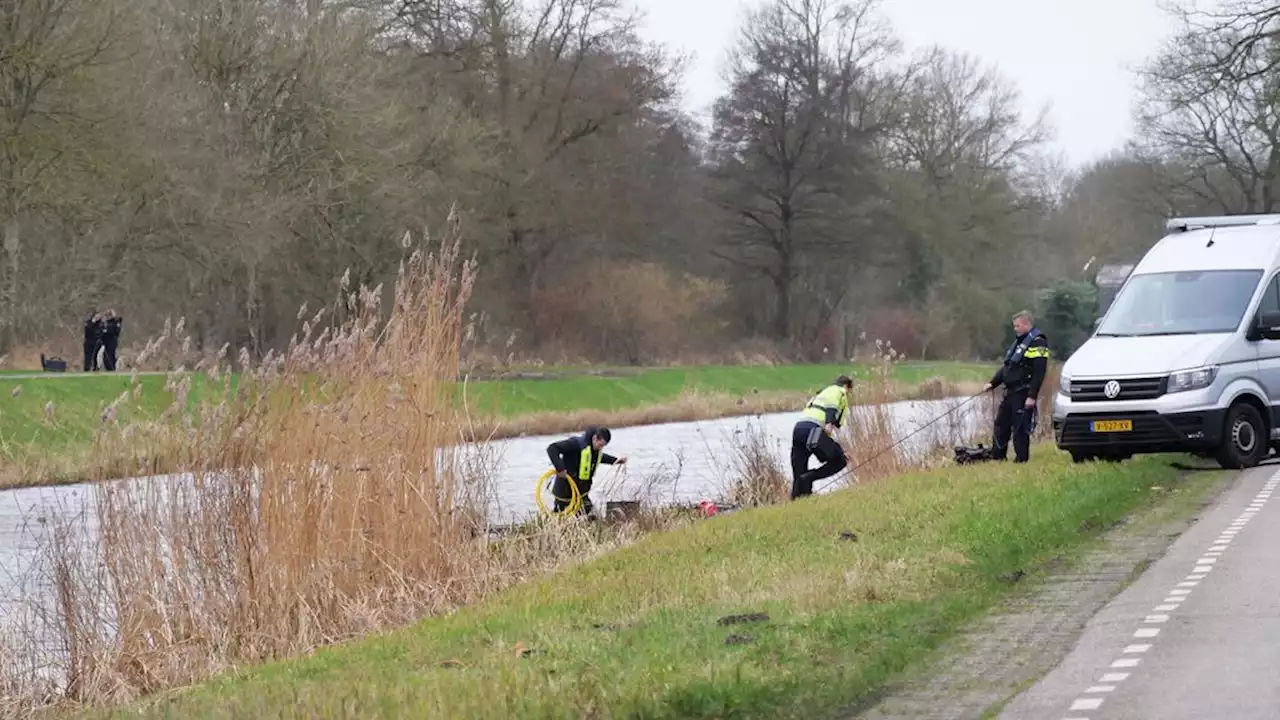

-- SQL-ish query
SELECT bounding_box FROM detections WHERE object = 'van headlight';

[1167,366,1217,394]
[1059,373,1071,395]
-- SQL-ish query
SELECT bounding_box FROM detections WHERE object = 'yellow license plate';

[1091,420,1133,432]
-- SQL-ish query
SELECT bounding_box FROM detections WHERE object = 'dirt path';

[849,462,1239,720]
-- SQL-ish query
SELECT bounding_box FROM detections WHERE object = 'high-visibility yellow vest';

[802,384,848,426]
[578,446,594,481]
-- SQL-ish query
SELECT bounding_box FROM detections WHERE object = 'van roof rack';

[1167,214,1280,232]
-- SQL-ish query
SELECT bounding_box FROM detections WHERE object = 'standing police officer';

[983,310,1050,463]
[790,375,854,499]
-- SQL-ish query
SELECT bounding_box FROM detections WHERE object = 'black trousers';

[550,473,594,516]
[83,342,99,372]
[993,389,1035,463]
[790,420,847,499]
[103,340,118,371]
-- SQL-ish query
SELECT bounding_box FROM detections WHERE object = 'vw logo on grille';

[1103,380,1121,399]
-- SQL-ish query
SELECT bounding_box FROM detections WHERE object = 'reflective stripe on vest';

[801,384,848,425]
[578,446,594,481]
[1002,327,1044,366]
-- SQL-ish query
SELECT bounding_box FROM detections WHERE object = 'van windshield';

[1096,269,1263,336]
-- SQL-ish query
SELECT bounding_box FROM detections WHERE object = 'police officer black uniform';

[983,310,1050,463]
[82,311,103,372]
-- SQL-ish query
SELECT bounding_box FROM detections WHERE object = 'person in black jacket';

[546,426,628,516]
[101,309,123,371]
[82,311,103,372]
[983,310,1051,463]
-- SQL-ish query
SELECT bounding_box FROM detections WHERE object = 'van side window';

[1260,274,1280,316]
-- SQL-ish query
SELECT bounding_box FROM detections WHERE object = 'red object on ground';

[699,500,718,518]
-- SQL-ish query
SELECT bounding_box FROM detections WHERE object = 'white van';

[1054,213,1280,469]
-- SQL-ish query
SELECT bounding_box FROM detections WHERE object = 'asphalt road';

[999,463,1280,720]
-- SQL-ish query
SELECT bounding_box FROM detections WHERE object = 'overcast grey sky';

[635,0,1179,169]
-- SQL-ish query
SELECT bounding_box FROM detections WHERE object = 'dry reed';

[0,214,513,712]
[702,340,1000,505]
[0,293,1025,714]
[0,213,727,715]
[719,421,790,507]
[41,217,487,703]
[837,340,1000,486]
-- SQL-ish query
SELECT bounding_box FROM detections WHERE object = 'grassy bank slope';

[112,448,1196,719]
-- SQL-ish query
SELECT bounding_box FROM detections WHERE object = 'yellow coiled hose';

[535,468,583,517]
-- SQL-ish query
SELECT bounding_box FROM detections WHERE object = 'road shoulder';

[852,460,1237,720]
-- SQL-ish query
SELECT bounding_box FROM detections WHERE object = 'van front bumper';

[1052,391,1225,454]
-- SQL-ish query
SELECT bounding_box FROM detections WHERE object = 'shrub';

[531,261,727,364]
[1036,279,1099,360]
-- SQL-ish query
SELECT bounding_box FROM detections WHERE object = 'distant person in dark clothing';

[101,309,122,371]
[545,426,627,516]
[83,311,103,372]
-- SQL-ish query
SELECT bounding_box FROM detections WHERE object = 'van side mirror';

[1256,310,1280,341]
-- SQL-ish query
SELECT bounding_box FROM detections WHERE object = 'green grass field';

[460,361,991,417]
[0,374,231,460]
[0,362,990,460]
[107,448,1215,719]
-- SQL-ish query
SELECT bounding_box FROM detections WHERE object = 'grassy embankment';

[96,448,1213,720]
[0,361,990,489]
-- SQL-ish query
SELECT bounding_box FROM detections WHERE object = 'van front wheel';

[1215,403,1268,470]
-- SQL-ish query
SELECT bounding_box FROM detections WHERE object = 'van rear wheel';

[1215,403,1268,470]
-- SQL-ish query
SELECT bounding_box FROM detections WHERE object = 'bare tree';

[882,47,1049,303]
[1135,6,1280,213]
[0,0,117,353]
[709,0,897,341]
[1163,0,1280,87]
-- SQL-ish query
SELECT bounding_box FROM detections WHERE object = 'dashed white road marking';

[1058,467,1280,719]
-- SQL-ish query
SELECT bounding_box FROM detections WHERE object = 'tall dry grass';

[704,340,999,503]
[835,340,995,484]
[718,421,790,507]
[0,299,1032,714]
[0,214,537,712]
[0,214,726,714]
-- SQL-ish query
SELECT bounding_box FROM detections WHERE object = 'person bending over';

[790,375,854,499]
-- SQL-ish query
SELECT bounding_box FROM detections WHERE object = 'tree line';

[0,0,1272,366]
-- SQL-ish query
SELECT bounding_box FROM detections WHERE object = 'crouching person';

[790,375,854,499]
[546,425,627,517]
